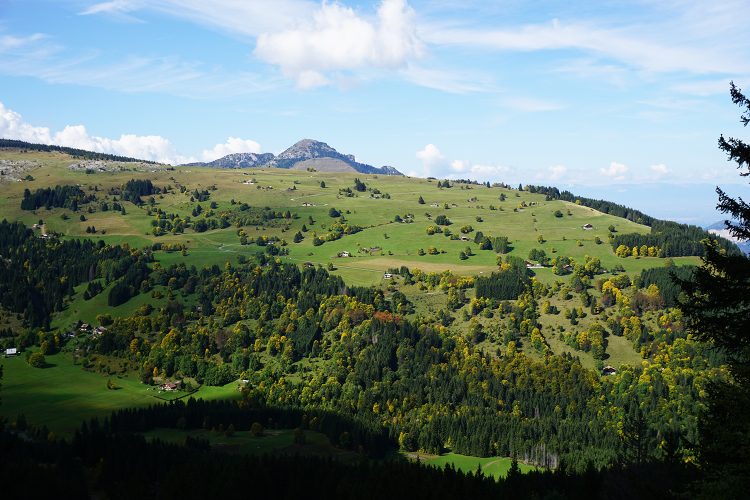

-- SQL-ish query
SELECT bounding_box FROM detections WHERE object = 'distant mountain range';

[706,220,750,254]
[185,139,402,175]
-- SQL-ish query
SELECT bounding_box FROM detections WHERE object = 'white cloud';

[149,0,315,38]
[422,17,748,75]
[0,33,46,52]
[547,164,567,181]
[0,31,278,99]
[649,163,670,176]
[416,143,445,175]
[600,161,629,180]
[551,58,629,87]
[401,66,495,94]
[0,102,53,143]
[72,0,750,96]
[456,163,511,181]
[201,137,262,161]
[446,158,512,182]
[255,0,423,87]
[52,125,185,164]
[450,159,468,172]
[296,70,330,89]
[80,1,312,35]
[0,101,188,164]
[79,1,145,22]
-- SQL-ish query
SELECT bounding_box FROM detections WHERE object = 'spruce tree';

[680,82,750,497]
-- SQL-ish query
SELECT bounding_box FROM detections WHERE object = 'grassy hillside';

[0,352,240,436]
[0,148,705,459]
[0,149,695,287]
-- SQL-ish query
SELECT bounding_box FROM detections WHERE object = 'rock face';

[270,139,345,168]
[186,139,402,175]
[202,152,275,169]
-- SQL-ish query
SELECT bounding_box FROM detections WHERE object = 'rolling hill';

[0,143,725,489]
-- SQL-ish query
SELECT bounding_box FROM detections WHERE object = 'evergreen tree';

[680,82,750,497]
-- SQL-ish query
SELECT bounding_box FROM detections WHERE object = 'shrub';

[27,352,46,368]
[434,214,451,226]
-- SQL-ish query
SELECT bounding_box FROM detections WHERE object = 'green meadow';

[0,352,240,436]
[408,452,537,479]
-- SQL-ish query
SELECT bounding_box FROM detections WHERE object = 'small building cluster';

[78,323,107,337]
[160,381,182,392]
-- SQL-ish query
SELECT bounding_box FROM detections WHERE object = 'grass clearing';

[0,352,241,436]
[407,452,537,479]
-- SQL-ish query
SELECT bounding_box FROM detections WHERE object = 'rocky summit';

[185,139,403,175]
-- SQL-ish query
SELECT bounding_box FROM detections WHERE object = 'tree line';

[0,138,157,163]
[21,185,95,211]
[0,220,143,328]
[526,185,739,256]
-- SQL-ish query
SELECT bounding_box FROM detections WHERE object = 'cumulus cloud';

[415,143,445,175]
[411,146,515,182]
[450,161,510,182]
[0,101,53,143]
[0,101,187,164]
[649,163,670,176]
[201,137,262,161]
[52,125,184,164]
[600,161,629,180]
[255,0,423,87]
[450,159,468,172]
[450,160,512,182]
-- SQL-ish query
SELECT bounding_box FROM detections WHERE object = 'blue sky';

[0,0,748,224]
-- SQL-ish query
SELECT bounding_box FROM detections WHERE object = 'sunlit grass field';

[407,452,537,479]
[0,352,240,436]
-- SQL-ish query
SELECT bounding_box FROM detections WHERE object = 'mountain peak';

[276,139,348,162]
[183,138,401,175]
